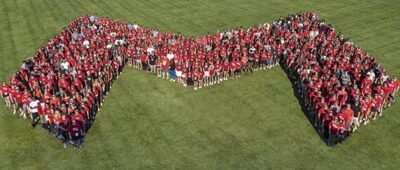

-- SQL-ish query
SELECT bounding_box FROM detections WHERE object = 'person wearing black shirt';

[148,54,157,74]
[351,100,361,132]
[169,59,176,82]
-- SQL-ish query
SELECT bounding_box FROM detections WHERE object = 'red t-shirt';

[72,113,84,123]
[329,121,338,134]
[69,123,83,137]
[230,61,236,70]
[15,91,23,104]
[161,58,170,69]
[1,84,10,96]
[343,108,354,123]
[337,123,348,135]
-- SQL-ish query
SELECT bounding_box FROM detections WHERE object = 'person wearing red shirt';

[14,88,24,115]
[342,104,354,128]
[72,109,85,129]
[328,117,339,146]
[260,51,268,70]
[266,51,273,69]
[175,63,183,85]
[394,77,400,93]
[69,120,84,149]
[1,82,11,107]
[186,69,193,87]
[160,56,170,79]
[337,119,348,143]
[370,94,380,120]
[193,69,200,90]
[241,55,250,73]
[59,114,70,149]
[198,69,204,89]
[235,58,242,77]
[229,59,237,78]
[21,91,32,119]
[361,96,371,125]
[223,60,229,80]
[203,65,211,87]
[40,102,51,131]
[323,110,334,139]
[387,77,399,106]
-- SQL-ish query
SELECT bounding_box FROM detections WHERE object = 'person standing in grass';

[69,120,84,149]
[160,56,170,79]
[28,96,40,127]
[169,59,176,82]
[328,116,338,146]
[0,82,11,107]
[337,118,348,143]
[323,110,334,139]
[148,53,157,74]
[135,49,142,70]
[175,63,183,85]
[59,114,71,149]
[140,51,148,71]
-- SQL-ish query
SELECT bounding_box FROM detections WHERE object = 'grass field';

[0,0,400,169]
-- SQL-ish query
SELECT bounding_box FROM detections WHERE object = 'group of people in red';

[278,13,399,146]
[0,12,398,148]
[0,15,126,149]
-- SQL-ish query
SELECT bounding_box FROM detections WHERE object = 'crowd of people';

[0,12,398,148]
[277,13,399,146]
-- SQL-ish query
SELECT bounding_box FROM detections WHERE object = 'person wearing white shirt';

[29,97,40,127]
[83,40,89,49]
[167,52,174,60]
[133,24,139,30]
[147,46,155,54]
[60,60,70,71]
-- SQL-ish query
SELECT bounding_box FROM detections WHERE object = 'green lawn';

[0,0,400,169]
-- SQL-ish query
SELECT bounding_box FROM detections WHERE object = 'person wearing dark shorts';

[28,97,40,127]
[60,115,70,149]
[148,54,157,74]
[69,120,84,149]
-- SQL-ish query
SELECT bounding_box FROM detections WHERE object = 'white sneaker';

[194,87,197,90]
[63,143,67,149]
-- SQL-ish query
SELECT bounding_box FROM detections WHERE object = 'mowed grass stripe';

[0,0,19,80]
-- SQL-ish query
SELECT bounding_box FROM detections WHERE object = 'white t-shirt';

[147,47,155,54]
[29,100,40,113]
[83,40,89,46]
[106,44,113,49]
[167,53,174,60]
[61,62,70,70]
